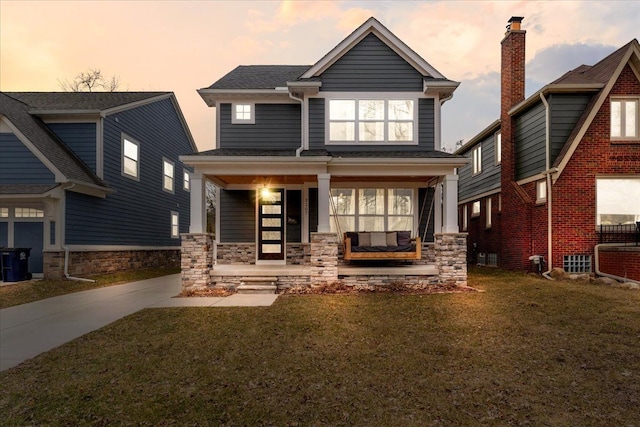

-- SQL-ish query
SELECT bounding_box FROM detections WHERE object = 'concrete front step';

[236,284,277,294]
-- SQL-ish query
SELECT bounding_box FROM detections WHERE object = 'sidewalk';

[0,274,278,371]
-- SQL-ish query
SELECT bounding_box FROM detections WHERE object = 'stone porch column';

[317,173,331,233]
[435,233,467,286]
[310,232,338,286]
[181,233,214,291]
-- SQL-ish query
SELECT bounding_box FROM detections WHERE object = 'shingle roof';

[207,66,312,90]
[5,92,169,111]
[0,184,60,195]
[0,93,110,188]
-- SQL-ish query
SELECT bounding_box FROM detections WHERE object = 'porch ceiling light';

[261,187,273,201]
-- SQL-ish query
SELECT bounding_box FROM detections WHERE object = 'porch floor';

[210,264,438,277]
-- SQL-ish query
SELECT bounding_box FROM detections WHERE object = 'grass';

[0,267,180,309]
[2,267,640,426]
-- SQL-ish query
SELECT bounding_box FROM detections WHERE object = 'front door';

[258,188,285,261]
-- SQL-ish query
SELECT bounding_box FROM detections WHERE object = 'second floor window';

[495,131,502,164]
[611,98,638,139]
[232,103,255,124]
[163,159,174,193]
[328,98,415,144]
[122,137,139,179]
[472,145,482,175]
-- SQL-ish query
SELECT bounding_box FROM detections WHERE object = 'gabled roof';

[454,119,501,155]
[553,39,640,180]
[301,17,448,80]
[0,92,108,190]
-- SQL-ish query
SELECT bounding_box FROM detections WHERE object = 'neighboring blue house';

[180,17,469,292]
[0,92,196,279]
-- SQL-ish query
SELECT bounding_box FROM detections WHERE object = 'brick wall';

[461,194,503,265]
[598,247,640,282]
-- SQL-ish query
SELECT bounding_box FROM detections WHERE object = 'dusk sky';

[2,0,639,152]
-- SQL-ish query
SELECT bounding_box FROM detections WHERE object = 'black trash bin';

[1,248,32,282]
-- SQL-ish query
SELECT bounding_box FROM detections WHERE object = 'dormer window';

[232,103,255,124]
[327,96,416,144]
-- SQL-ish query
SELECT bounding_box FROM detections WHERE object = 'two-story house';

[0,92,196,280]
[456,17,640,282]
[180,17,469,292]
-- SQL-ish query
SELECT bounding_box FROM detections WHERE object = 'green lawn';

[0,268,180,309]
[1,268,640,426]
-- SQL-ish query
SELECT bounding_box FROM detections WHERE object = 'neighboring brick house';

[180,17,469,292]
[456,17,640,281]
[0,92,196,279]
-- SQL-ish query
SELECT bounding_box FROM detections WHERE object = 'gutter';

[288,91,305,157]
[594,243,640,285]
[539,93,554,280]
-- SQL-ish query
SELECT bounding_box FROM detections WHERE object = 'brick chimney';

[500,16,529,270]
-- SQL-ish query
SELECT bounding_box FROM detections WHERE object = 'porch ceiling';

[208,174,440,187]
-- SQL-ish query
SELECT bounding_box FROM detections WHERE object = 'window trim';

[472,145,482,175]
[325,94,419,145]
[610,97,639,141]
[162,158,175,194]
[495,131,502,165]
[121,134,140,181]
[231,103,255,124]
[171,211,179,239]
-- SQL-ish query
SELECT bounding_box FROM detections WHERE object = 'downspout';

[62,183,95,282]
[539,93,554,280]
[289,91,305,157]
[595,243,640,285]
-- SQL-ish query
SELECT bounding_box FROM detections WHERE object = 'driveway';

[0,274,278,371]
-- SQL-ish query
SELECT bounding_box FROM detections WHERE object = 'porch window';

[330,187,414,233]
[15,208,44,218]
[596,178,640,225]
[0,208,8,217]
[328,98,416,144]
[611,98,638,139]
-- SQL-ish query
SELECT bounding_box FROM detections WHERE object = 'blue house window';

[171,212,179,238]
[328,97,416,144]
[122,136,140,180]
[232,103,255,124]
[183,171,190,191]
[163,158,174,193]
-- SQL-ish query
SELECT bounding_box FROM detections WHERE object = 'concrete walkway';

[0,274,278,371]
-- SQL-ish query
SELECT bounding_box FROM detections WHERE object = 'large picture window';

[328,98,416,144]
[596,178,640,225]
[330,187,414,233]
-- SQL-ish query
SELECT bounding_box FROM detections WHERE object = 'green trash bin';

[1,248,32,282]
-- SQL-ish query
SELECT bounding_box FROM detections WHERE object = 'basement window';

[487,253,498,266]
[563,255,592,273]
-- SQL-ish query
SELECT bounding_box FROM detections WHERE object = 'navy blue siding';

[308,98,434,151]
[320,33,423,92]
[65,97,192,246]
[219,190,255,242]
[458,133,502,201]
[549,93,591,164]
[47,123,97,172]
[515,102,546,181]
[50,221,56,245]
[0,133,55,184]
[219,103,301,150]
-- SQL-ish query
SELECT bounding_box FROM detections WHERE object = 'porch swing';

[335,190,434,261]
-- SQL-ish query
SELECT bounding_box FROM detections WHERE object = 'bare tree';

[58,68,121,92]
